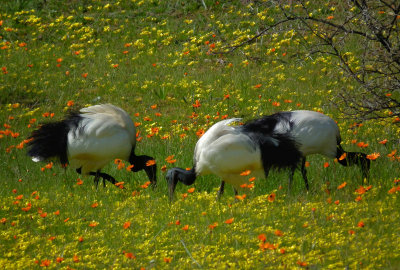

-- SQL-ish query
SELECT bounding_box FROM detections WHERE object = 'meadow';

[1,1,400,269]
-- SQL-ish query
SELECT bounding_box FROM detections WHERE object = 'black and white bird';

[27,104,157,188]
[166,110,370,199]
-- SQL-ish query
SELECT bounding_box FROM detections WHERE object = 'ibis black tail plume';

[242,113,302,172]
[27,113,81,165]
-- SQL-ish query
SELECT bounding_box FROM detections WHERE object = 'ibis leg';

[300,157,309,191]
[217,181,225,200]
[89,171,117,187]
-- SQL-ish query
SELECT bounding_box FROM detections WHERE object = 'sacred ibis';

[27,104,157,188]
[166,110,370,199]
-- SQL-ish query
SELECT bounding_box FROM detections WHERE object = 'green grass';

[1,1,400,269]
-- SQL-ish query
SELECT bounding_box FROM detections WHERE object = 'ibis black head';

[129,153,157,187]
[166,167,196,201]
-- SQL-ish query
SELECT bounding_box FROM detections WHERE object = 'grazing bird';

[27,104,157,188]
[166,110,370,199]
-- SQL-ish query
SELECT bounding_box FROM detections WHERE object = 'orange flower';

[0,218,6,224]
[327,15,334,20]
[56,257,64,263]
[240,170,251,176]
[91,202,99,208]
[366,152,380,160]
[123,221,131,229]
[146,160,156,166]
[164,257,172,263]
[224,218,234,224]
[165,155,176,164]
[326,197,332,204]
[274,229,284,236]
[387,149,397,158]
[45,162,53,169]
[182,224,189,231]
[235,194,247,200]
[89,222,98,227]
[76,178,83,185]
[21,202,32,212]
[187,187,195,193]
[64,217,70,222]
[140,181,151,189]
[40,259,51,267]
[254,84,262,88]
[126,164,134,171]
[196,129,205,137]
[272,101,281,107]
[338,153,346,161]
[66,100,74,107]
[355,196,362,202]
[117,162,125,170]
[355,186,366,195]
[357,221,365,228]
[78,236,83,242]
[115,182,124,189]
[208,222,218,230]
[297,261,308,267]
[357,142,368,148]
[73,254,79,263]
[348,230,355,235]
[337,182,347,189]
[323,162,330,168]
[258,234,266,242]
[124,252,136,259]
[388,187,397,194]
[192,100,201,108]
[267,193,276,202]
[259,242,277,250]
[378,139,388,145]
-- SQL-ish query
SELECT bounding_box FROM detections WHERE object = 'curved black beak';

[166,170,178,201]
[144,164,157,188]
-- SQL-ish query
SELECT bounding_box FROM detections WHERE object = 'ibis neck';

[176,167,197,186]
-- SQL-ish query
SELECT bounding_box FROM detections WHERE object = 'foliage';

[219,0,400,121]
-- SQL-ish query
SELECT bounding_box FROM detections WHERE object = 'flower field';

[1,1,400,269]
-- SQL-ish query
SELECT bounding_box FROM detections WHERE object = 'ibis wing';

[193,118,242,164]
[67,116,133,173]
[290,111,340,158]
[196,132,263,187]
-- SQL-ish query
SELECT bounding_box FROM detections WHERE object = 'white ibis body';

[166,110,369,199]
[27,104,157,187]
